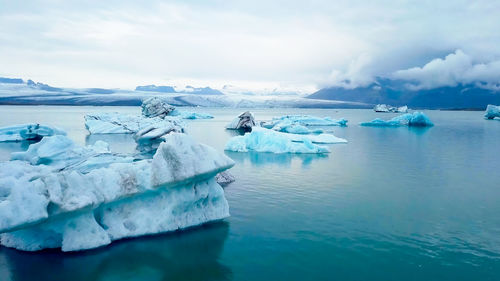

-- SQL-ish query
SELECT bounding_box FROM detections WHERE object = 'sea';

[0,105,499,281]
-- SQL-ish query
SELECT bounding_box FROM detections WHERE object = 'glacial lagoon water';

[0,106,499,281]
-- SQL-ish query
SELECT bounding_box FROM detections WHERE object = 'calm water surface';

[0,106,499,281]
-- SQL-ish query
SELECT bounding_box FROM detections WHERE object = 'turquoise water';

[0,106,499,281]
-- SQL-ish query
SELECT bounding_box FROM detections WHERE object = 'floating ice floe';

[484,105,500,120]
[262,115,348,129]
[225,127,346,154]
[0,123,66,142]
[0,133,234,252]
[360,112,434,127]
[374,104,409,113]
[226,111,256,131]
[85,112,185,134]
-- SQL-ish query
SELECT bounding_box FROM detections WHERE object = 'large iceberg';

[484,104,500,120]
[0,123,66,142]
[374,104,408,113]
[262,115,348,129]
[360,112,434,127]
[224,127,346,154]
[0,133,234,252]
[226,111,256,131]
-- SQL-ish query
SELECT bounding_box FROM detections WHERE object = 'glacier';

[224,127,346,154]
[360,112,434,127]
[0,123,66,142]
[484,104,500,120]
[226,111,256,131]
[374,104,409,113]
[0,133,234,252]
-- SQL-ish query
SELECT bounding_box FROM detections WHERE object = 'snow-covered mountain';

[0,77,367,108]
[308,78,500,110]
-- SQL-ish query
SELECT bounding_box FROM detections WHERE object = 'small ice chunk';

[0,123,66,142]
[215,171,236,187]
[484,105,500,120]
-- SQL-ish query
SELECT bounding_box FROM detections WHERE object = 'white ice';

[85,112,185,134]
[0,123,66,142]
[0,133,234,251]
[374,104,409,113]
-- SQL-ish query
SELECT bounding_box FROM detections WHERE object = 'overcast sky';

[1,0,499,93]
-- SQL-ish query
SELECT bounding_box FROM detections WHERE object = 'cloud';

[0,0,500,93]
[393,50,500,90]
[325,53,376,89]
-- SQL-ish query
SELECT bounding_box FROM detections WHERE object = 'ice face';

[85,112,185,134]
[360,112,434,127]
[262,115,348,130]
[0,133,234,251]
[0,124,66,142]
[1,178,228,252]
[484,105,500,119]
[224,127,341,154]
[226,111,256,131]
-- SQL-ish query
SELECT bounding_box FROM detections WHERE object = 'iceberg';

[224,127,343,154]
[226,111,256,131]
[0,133,234,252]
[374,104,409,113]
[262,115,348,129]
[85,112,185,134]
[0,123,66,142]
[141,97,176,118]
[142,97,213,119]
[484,104,500,120]
[360,112,434,127]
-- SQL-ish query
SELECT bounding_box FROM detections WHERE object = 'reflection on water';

[225,150,329,168]
[0,222,231,281]
[224,129,246,137]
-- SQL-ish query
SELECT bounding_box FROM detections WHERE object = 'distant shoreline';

[0,102,488,111]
